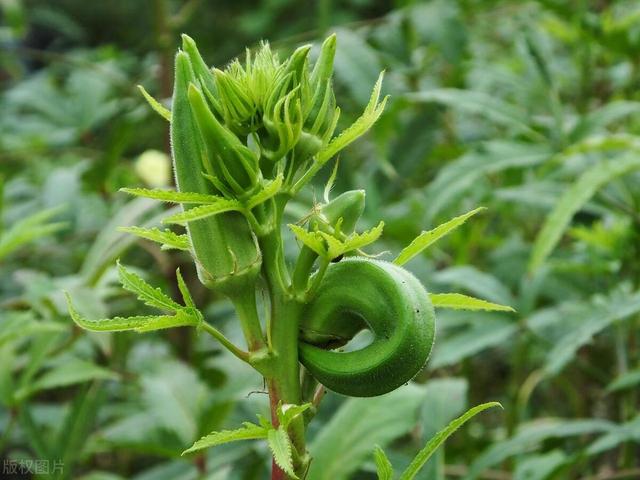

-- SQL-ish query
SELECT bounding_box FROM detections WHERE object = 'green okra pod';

[298,258,436,397]
[171,51,261,294]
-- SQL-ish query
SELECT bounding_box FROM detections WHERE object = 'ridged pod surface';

[299,258,435,397]
[171,52,261,293]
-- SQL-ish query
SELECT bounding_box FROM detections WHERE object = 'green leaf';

[398,402,502,480]
[55,385,104,471]
[430,293,515,312]
[80,197,171,284]
[293,221,384,261]
[182,422,268,455]
[317,71,388,166]
[433,266,514,306]
[586,415,640,456]
[323,159,340,203]
[423,142,549,221]
[268,427,297,479]
[0,312,65,347]
[118,226,189,251]
[162,199,243,225]
[340,221,384,252]
[513,450,568,480]
[542,290,640,376]
[606,369,640,393]
[318,232,345,259]
[529,155,640,272]
[394,207,485,266]
[419,378,469,479]
[430,316,517,369]
[134,310,201,332]
[277,403,313,430]
[468,419,615,479]
[176,268,196,309]
[247,173,284,209]
[137,85,171,122]
[571,102,640,140]
[66,293,199,332]
[15,359,117,401]
[117,261,182,312]
[308,384,426,480]
[289,224,327,257]
[0,206,66,260]
[406,89,544,141]
[373,446,394,480]
[120,187,223,204]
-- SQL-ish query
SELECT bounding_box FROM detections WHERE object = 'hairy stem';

[260,196,308,478]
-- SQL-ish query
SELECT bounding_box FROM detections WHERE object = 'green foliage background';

[1,0,640,478]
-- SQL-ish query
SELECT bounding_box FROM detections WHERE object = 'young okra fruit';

[67,34,509,479]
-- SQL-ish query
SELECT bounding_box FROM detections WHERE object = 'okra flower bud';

[188,84,260,198]
[319,189,365,233]
[295,35,339,161]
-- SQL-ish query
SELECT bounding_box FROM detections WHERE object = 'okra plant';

[67,34,509,478]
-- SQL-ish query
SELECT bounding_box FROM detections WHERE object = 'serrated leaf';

[317,72,388,165]
[118,226,190,251]
[176,268,196,309]
[395,207,485,266]
[430,293,515,312]
[289,224,327,257]
[318,231,345,258]
[529,155,640,272]
[268,427,297,479]
[433,266,514,306]
[373,446,394,480]
[341,221,384,252]
[134,310,201,332]
[182,422,268,455]
[120,187,223,204]
[162,199,243,225]
[398,402,502,480]
[138,85,171,121]
[298,221,384,261]
[277,403,313,430]
[324,159,340,203]
[117,261,182,311]
[247,173,284,209]
[66,293,198,332]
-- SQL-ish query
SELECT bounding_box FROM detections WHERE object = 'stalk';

[259,197,308,478]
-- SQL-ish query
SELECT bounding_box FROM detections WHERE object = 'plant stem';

[229,288,266,352]
[292,246,317,294]
[259,196,308,478]
[199,321,250,362]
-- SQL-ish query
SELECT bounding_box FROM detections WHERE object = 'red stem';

[269,380,287,479]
